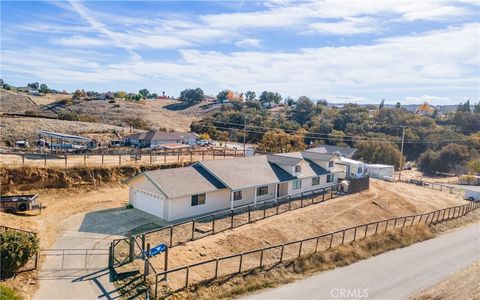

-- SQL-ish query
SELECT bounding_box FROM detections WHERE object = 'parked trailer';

[464,187,480,201]
[0,194,42,214]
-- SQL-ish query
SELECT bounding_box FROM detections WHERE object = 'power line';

[201,121,479,144]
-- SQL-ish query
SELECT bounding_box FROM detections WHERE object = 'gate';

[40,249,109,271]
[110,238,134,268]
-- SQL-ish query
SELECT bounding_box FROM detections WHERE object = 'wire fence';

[0,148,246,168]
[149,201,479,298]
[398,176,464,196]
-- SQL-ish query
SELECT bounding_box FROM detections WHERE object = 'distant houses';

[124,130,197,148]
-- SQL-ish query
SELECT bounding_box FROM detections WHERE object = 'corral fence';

[0,225,39,273]
[150,201,480,298]
[399,176,463,196]
[0,148,246,168]
[39,248,109,271]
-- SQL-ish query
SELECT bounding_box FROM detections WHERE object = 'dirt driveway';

[34,208,166,300]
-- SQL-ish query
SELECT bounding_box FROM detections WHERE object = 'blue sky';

[1,0,479,104]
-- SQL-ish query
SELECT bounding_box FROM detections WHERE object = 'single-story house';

[313,144,357,158]
[125,149,344,221]
[464,186,480,201]
[124,131,197,148]
[366,164,395,181]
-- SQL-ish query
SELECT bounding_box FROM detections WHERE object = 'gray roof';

[200,155,282,190]
[266,153,303,165]
[312,144,357,158]
[126,131,196,142]
[143,165,225,198]
[38,130,91,143]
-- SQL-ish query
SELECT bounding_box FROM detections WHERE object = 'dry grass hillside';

[0,117,134,146]
[0,90,47,115]
[152,179,466,270]
[62,99,200,131]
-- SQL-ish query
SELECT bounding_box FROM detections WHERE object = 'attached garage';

[132,189,165,218]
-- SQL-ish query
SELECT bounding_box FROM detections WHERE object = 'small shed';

[464,186,480,201]
[366,164,395,181]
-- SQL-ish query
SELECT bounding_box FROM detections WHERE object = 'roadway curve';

[243,224,480,299]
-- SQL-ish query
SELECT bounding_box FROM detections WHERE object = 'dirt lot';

[0,185,128,248]
[148,180,466,282]
[413,260,480,300]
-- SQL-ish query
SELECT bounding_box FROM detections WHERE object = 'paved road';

[243,224,480,300]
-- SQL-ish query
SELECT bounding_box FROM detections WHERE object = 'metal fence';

[398,176,464,196]
[40,248,109,271]
[150,201,479,298]
[0,148,245,168]
[0,225,39,273]
[130,184,344,254]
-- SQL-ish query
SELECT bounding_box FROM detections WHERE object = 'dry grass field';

[148,179,466,280]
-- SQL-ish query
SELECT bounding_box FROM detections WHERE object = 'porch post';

[230,191,234,210]
[274,184,278,200]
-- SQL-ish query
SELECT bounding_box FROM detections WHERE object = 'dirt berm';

[1,163,187,192]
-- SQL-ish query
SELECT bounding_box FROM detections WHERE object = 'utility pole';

[243,117,247,153]
[398,125,406,181]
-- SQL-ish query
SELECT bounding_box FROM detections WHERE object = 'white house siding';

[286,174,337,197]
[167,189,230,221]
[232,188,256,207]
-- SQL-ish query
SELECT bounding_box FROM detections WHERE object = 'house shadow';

[78,207,168,236]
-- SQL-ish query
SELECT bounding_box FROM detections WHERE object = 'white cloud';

[54,35,108,47]
[309,17,379,35]
[235,38,262,48]
[403,95,454,105]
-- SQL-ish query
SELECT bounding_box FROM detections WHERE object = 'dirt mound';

[1,163,187,192]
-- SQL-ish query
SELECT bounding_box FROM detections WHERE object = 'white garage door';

[133,189,164,218]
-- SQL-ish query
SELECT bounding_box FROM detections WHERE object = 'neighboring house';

[336,157,366,179]
[125,149,344,221]
[366,164,395,181]
[124,131,197,148]
[312,144,357,158]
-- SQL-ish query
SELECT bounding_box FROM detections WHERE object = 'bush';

[0,231,39,279]
[0,284,20,300]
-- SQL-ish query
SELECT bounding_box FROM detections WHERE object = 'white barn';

[366,164,395,181]
[125,149,344,221]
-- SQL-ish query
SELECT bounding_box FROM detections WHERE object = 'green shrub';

[0,231,39,279]
[0,284,20,300]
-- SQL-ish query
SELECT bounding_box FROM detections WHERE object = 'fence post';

[410,216,415,227]
[164,246,169,281]
[341,230,345,245]
[364,224,368,238]
[301,195,304,208]
[142,234,146,252]
[202,150,205,161]
[263,202,267,219]
[239,254,243,273]
[169,226,173,247]
[329,233,334,248]
[385,220,389,232]
[259,250,264,268]
[436,210,441,223]
[280,244,285,262]
[129,237,134,262]
[276,200,279,215]
[64,154,67,167]
[315,236,320,252]
[185,266,190,288]
[22,153,25,166]
[393,218,398,229]
[298,241,303,257]
[330,187,333,198]
[353,227,357,241]
[212,214,216,235]
[401,218,406,231]
[191,220,195,240]
[248,205,251,223]
[231,209,234,229]
[375,222,379,234]
[288,197,292,211]
[144,244,150,281]
[214,259,219,279]
[322,188,325,201]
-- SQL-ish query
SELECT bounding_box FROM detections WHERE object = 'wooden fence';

[398,176,463,196]
[0,148,246,168]
[149,201,479,298]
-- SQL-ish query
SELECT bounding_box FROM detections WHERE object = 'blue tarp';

[148,243,167,257]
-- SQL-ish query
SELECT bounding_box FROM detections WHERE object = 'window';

[326,174,334,183]
[312,177,320,186]
[292,179,302,190]
[257,186,269,196]
[191,193,206,206]
[233,191,242,201]
[295,165,302,173]
[328,161,334,168]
